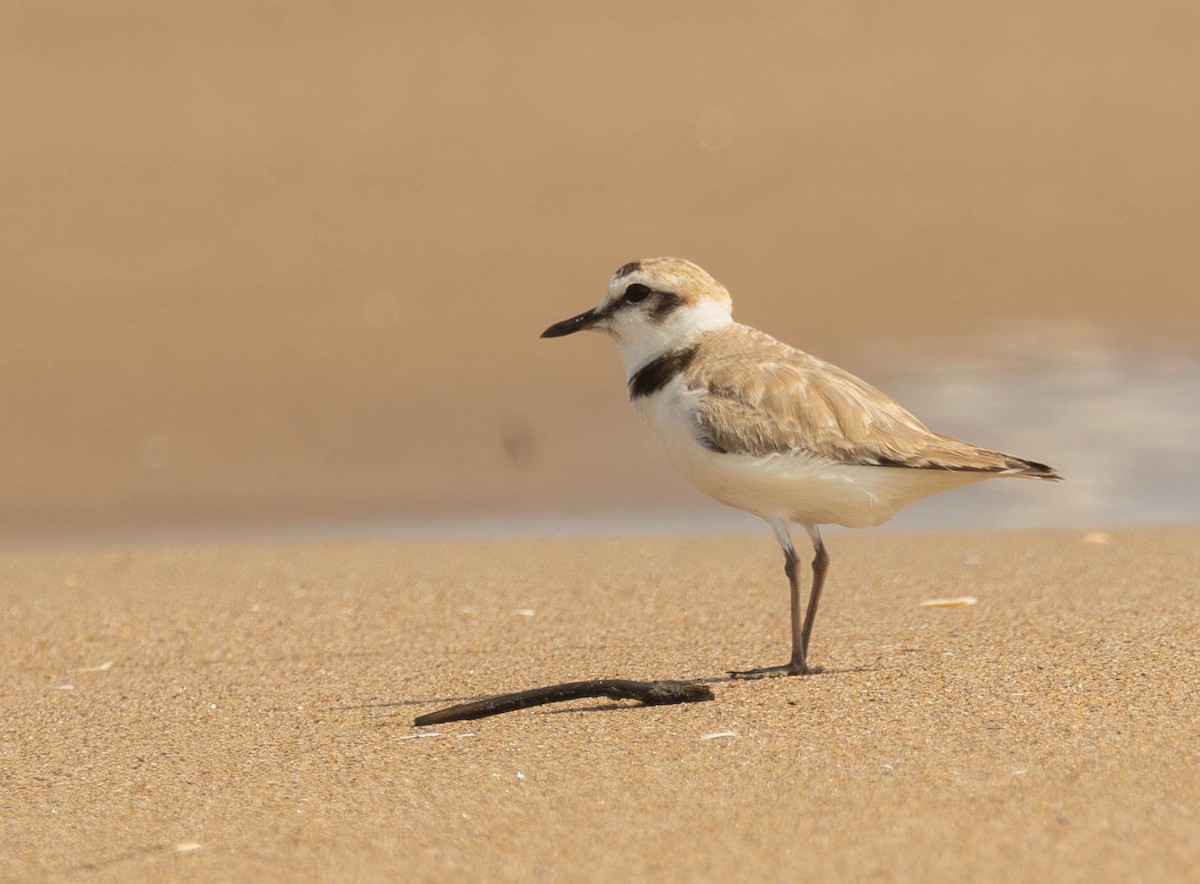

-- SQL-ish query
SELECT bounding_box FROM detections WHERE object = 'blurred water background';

[4,3,1197,545]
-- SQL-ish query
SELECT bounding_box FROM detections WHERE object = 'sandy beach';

[4,2,1200,541]
[4,529,1197,881]
[5,3,1199,880]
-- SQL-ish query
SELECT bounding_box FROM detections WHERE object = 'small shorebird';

[542,257,1060,677]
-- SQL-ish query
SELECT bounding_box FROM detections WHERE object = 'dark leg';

[729,520,821,679]
[800,526,828,661]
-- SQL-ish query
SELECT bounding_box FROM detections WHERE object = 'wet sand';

[5,2,1200,540]
[5,529,1197,881]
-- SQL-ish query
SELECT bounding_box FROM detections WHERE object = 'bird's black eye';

[624,283,652,303]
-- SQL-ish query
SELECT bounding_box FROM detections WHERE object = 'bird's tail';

[1006,457,1062,481]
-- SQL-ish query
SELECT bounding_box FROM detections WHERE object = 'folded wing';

[692,327,1059,479]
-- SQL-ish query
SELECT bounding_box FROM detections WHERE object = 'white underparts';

[634,376,991,528]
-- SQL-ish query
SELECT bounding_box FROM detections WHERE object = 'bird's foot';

[728,661,821,679]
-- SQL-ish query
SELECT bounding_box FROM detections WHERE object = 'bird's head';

[541,257,734,373]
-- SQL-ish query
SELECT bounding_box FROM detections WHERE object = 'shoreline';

[4,498,1194,552]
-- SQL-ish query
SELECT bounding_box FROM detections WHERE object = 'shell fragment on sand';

[919,596,978,608]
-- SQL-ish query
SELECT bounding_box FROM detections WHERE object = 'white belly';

[633,381,991,529]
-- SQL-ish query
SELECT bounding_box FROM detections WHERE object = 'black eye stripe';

[624,283,652,303]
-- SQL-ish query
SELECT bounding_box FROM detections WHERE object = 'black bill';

[540,308,601,338]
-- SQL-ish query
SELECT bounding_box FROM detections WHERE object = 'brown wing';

[691,326,1059,477]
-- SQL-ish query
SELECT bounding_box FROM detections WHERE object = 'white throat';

[609,299,733,380]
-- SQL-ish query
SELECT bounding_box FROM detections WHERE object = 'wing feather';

[690,326,1058,477]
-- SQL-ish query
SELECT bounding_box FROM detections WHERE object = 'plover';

[541,258,1060,677]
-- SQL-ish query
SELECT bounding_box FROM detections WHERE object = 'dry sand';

[4,529,1197,881]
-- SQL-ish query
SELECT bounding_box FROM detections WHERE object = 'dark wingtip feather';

[1012,458,1062,481]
